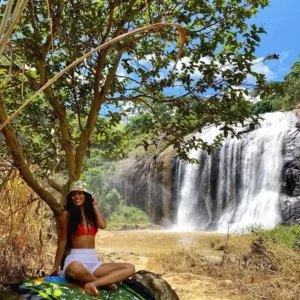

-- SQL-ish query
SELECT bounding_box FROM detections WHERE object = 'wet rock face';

[110,147,177,225]
[281,121,300,224]
[283,168,300,196]
[280,196,300,224]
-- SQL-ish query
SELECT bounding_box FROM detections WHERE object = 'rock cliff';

[110,146,178,225]
[281,116,300,224]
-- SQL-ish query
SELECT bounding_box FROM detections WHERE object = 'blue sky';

[253,0,300,81]
[116,1,300,90]
[105,1,298,115]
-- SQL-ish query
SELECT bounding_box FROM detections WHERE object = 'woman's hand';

[92,197,98,207]
[47,266,60,277]
[92,197,106,229]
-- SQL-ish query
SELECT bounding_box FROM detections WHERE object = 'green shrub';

[103,189,124,213]
[250,225,300,249]
[107,206,150,230]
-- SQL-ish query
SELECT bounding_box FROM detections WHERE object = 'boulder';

[133,270,180,300]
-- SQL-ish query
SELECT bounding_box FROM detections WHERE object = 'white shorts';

[60,248,102,278]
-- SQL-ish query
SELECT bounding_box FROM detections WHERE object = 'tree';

[0,0,274,218]
[250,56,300,113]
[278,57,300,110]
[251,81,284,114]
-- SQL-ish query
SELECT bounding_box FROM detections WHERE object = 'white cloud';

[177,56,279,83]
[251,58,276,81]
[279,51,289,64]
[137,54,156,68]
[24,64,36,71]
[175,56,211,79]
[176,56,277,83]
[250,52,289,82]
[116,70,127,81]
[74,72,89,83]
[232,86,260,103]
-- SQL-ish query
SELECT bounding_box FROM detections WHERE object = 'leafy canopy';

[0,0,274,213]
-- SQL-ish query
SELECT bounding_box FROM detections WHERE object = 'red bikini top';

[73,223,97,237]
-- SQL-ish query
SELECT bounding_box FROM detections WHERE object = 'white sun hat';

[68,180,92,197]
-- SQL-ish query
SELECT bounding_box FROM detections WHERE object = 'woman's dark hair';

[65,191,97,237]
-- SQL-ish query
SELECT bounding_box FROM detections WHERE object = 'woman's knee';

[66,261,84,276]
[126,263,135,275]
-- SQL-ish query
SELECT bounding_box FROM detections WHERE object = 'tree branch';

[70,70,83,131]
[28,0,39,39]
[0,91,62,216]
[71,0,160,178]
[101,0,121,43]
[0,58,40,89]
[45,125,63,192]
[47,177,63,193]
[37,8,76,177]
[74,47,127,178]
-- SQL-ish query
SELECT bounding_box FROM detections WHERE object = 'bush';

[249,225,300,249]
[83,167,107,197]
[99,189,124,217]
[82,149,124,217]
[107,206,150,230]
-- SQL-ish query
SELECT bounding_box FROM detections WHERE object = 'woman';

[48,181,135,297]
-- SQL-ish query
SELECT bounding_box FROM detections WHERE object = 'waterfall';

[174,112,299,232]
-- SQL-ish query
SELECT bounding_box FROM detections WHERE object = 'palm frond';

[0,0,29,56]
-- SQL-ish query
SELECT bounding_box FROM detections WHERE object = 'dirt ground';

[97,231,253,300]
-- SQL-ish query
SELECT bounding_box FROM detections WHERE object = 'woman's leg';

[66,261,100,296]
[83,263,135,294]
[66,261,97,282]
[66,261,135,296]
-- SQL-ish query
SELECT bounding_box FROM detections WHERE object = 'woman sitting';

[48,181,135,297]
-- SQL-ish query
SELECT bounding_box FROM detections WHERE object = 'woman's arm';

[48,211,68,276]
[92,198,106,229]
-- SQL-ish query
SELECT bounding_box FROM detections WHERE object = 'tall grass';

[0,170,54,283]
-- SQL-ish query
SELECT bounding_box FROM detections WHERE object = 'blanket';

[10,276,155,300]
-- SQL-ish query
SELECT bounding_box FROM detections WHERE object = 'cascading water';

[174,112,299,232]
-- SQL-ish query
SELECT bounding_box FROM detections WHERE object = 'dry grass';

[153,234,300,300]
[0,170,55,284]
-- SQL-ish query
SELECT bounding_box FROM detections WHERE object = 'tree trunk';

[0,91,62,217]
